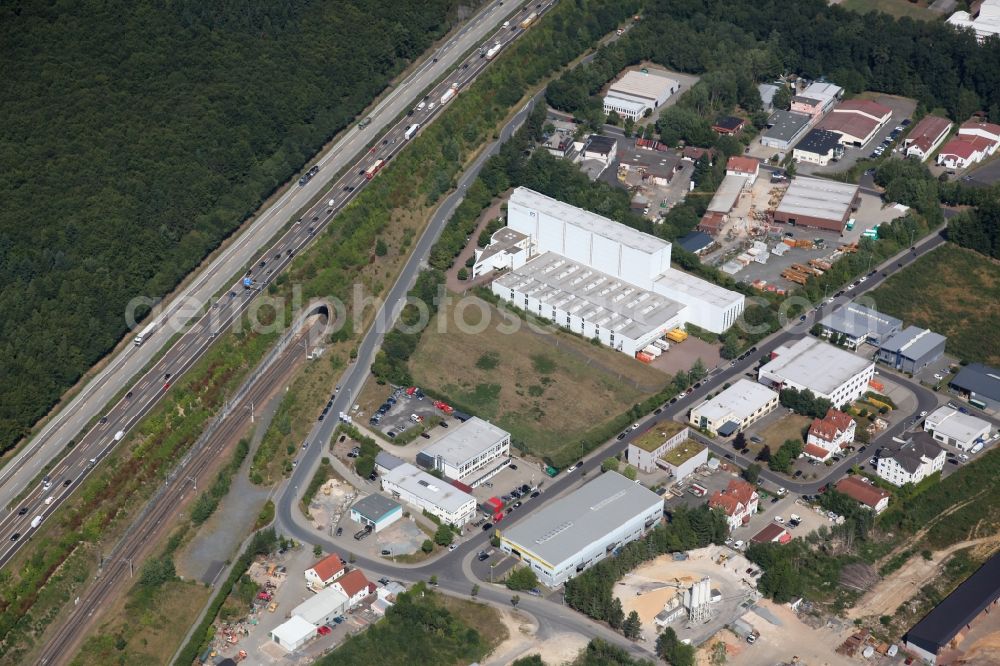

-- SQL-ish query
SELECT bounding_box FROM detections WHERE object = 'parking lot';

[362,385,447,441]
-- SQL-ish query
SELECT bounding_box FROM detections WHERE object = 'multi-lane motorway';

[1,1,553,565]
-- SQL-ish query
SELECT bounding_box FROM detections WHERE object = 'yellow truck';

[666,328,688,343]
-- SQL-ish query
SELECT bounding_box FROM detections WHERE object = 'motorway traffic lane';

[0,0,527,513]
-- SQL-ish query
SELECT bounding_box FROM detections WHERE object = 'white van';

[427,102,436,112]
[45,496,54,505]
[416,101,426,112]
[31,516,43,529]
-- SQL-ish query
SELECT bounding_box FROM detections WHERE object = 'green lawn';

[409,297,668,466]
[870,243,1000,366]
[840,0,941,21]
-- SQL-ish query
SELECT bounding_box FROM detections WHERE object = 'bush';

[505,566,539,591]
[421,539,434,554]
[434,524,454,546]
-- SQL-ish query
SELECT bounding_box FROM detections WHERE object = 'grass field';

[870,243,1000,366]
[839,0,940,21]
[409,298,668,465]
[755,414,812,448]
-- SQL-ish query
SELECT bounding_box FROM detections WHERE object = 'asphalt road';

[0,0,550,566]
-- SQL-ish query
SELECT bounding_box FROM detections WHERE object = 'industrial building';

[293,585,349,626]
[789,81,843,118]
[472,227,532,278]
[905,551,1000,663]
[625,423,705,481]
[270,615,322,652]
[603,69,680,121]
[676,231,713,256]
[947,0,1000,42]
[876,325,947,373]
[688,379,778,436]
[877,433,946,486]
[350,494,403,533]
[374,451,406,476]
[924,406,992,451]
[949,363,1000,411]
[772,176,860,232]
[415,417,511,487]
[819,302,903,349]
[758,83,780,112]
[381,462,477,526]
[904,115,953,162]
[490,188,744,356]
[498,471,663,587]
[936,121,1000,170]
[580,135,618,165]
[792,128,844,166]
[758,337,875,405]
[759,110,813,153]
[816,99,892,147]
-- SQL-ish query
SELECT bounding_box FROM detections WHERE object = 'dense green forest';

[548,0,1000,134]
[0,0,466,453]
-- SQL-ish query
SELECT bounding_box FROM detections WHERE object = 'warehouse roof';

[799,81,843,105]
[607,69,679,102]
[950,363,1000,403]
[706,174,746,213]
[510,187,669,254]
[905,115,953,154]
[351,494,402,522]
[420,417,509,468]
[655,267,744,310]
[375,451,405,472]
[924,407,991,444]
[818,112,882,142]
[879,326,946,359]
[500,471,662,568]
[676,231,713,254]
[293,586,349,625]
[820,302,902,341]
[775,177,859,224]
[906,551,1000,655]
[495,252,686,341]
[760,337,873,396]
[795,128,842,156]
[831,99,891,120]
[272,615,319,646]
[693,379,778,425]
[382,463,476,514]
[762,110,812,143]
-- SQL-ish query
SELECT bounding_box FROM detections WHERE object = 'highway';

[0,0,525,511]
[1,0,552,565]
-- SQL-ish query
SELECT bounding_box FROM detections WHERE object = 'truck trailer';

[364,159,385,180]
[404,124,420,140]
[133,320,158,346]
[484,43,502,60]
[440,83,459,105]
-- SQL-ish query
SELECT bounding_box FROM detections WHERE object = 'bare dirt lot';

[482,608,590,666]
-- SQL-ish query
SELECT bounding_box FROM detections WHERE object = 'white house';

[304,553,346,590]
[293,585,349,626]
[877,434,946,486]
[804,408,857,461]
[924,406,991,451]
[724,156,759,187]
[708,479,759,531]
[330,569,375,609]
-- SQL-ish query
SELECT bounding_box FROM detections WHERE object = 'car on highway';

[10,533,20,542]
[17,507,27,516]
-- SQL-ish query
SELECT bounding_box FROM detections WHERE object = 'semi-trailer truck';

[133,320,158,346]
[364,159,385,179]
[520,11,537,29]
[484,43,502,60]
[440,83,459,105]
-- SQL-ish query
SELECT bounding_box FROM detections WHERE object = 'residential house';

[877,433,946,486]
[709,479,759,531]
[804,408,857,461]
[304,553,346,590]
[725,156,760,186]
[904,116,953,161]
[331,569,375,609]
[712,116,746,135]
[835,476,890,514]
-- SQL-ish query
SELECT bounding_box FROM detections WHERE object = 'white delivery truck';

[133,319,158,346]
[31,516,43,529]
[404,123,420,140]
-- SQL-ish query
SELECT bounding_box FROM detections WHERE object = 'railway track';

[35,320,322,665]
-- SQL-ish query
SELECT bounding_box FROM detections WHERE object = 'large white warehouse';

[490,188,744,356]
[758,337,874,406]
[498,471,663,587]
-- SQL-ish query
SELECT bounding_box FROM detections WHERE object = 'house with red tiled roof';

[959,120,1000,143]
[725,156,759,186]
[752,522,791,545]
[304,553,346,590]
[331,569,375,608]
[804,408,856,461]
[835,476,890,514]
[709,479,758,531]
[816,99,892,147]
[936,136,997,169]
[904,116,953,162]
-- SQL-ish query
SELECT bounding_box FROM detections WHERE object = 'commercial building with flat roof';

[498,471,663,587]
[270,615,320,651]
[924,406,991,451]
[877,325,947,374]
[759,337,875,405]
[676,231,714,255]
[689,379,779,436]
[772,176,860,232]
[494,189,745,353]
[626,422,702,477]
[603,69,680,121]
[473,227,532,278]
[381,463,477,526]
[947,0,1000,43]
[292,585,349,626]
[760,110,813,152]
[793,128,844,166]
[350,494,403,533]
[790,82,843,118]
[949,363,1000,411]
[415,417,511,487]
[820,302,902,349]
[905,550,1000,663]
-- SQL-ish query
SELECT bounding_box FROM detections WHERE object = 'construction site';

[613,546,760,646]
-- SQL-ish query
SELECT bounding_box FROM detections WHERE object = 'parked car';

[482,523,493,531]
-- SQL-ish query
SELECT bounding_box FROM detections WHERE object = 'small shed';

[270,615,317,651]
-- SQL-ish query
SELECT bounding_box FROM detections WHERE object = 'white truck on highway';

[484,43,502,60]
[133,319,158,346]
[404,124,420,140]
[31,516,43,529]
[440,83,459,105]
